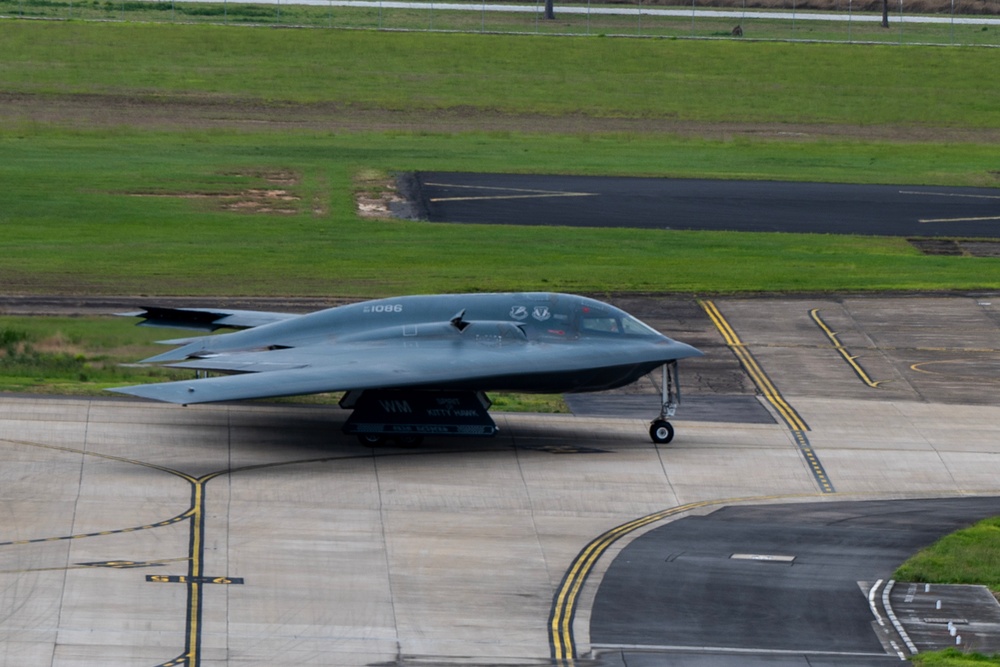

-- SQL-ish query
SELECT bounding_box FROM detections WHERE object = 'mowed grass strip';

[895,516,1000,591]
[2,130,1000,296]
[2,21,1000,127]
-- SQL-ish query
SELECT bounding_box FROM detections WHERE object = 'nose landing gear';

[649,361,679,444]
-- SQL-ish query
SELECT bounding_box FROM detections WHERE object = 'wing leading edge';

[109,335,702,405]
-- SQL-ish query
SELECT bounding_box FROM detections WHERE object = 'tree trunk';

[881,0,889,27]
[544,0,555,19]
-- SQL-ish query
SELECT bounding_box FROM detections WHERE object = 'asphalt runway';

[591,498,1000,667]
[412,172,1000,237]
[2,295,1000,666]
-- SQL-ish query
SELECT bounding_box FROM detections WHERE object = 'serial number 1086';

[363,304,403,313]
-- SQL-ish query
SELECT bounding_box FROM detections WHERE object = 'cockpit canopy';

[579,312,661,337]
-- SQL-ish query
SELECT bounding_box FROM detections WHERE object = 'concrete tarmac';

[2,295,1000,666]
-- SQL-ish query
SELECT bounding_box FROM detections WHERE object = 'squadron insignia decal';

[510,305,529,320]
[532,306,551,321]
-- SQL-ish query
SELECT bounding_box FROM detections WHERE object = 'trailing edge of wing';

[121,306,300,332]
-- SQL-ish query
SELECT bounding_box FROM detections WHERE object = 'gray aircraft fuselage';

[111,293,702,443]
[117,293,701,403]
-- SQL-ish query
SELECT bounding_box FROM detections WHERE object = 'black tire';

[649,420,674,444]
[358,433,386,447]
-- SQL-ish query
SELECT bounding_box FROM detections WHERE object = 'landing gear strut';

[649,361,679,444]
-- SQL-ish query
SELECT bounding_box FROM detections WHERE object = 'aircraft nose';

[663,339,703,359]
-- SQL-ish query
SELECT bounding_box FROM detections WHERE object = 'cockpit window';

[621,315,660,336]
[580,314,660,337]
[581,317,619,334]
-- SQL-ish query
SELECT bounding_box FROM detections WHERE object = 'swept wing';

[110,294,702,405]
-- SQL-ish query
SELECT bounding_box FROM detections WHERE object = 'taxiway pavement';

[2,295,1000,666]
[413,172,1000,237]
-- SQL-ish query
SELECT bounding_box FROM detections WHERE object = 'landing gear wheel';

[357,433,386,447]
[649,420,674,444]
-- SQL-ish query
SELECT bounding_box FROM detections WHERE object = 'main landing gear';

[649,361,679,444]
[342,390,497,447]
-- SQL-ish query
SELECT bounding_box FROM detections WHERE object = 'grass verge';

[895,517,1000,666]
[2,22,1000,126]
[0,317,191,394]
[894,516,1000,590]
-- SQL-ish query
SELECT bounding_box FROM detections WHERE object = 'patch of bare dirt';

[355,175,405,220]
[909,238,1000,257]
[127,169,304,215]
[4,92,1000,144]
[961,241,1000,257]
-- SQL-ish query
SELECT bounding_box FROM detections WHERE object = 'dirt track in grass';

[5,92,1000,143]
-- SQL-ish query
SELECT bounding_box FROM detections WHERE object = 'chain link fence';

[3,0,999,45]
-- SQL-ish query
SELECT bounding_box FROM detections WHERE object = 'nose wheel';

[649,419,674,444]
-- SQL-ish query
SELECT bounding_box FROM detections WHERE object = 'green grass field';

[3,23,1000,124]
[2,23,999,296]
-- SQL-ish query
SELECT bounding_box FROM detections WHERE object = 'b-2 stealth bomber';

[110,293,702,444]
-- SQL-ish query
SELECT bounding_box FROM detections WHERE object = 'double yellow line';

[702,301,836,493]
[701,300,808,432]
[549,499,726,663]
[548,494,811,663]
